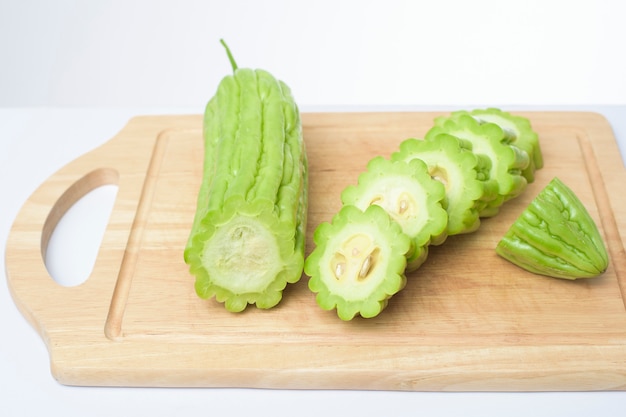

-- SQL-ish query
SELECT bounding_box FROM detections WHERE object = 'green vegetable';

[391,134,498,235]
[184,40,308,312]
[341,156,448,271]
[449,108,542,183]
[304,204,411,320]
[496,177,608,279]
[426,114,530,217]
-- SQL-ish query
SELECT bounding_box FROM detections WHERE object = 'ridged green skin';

[304,204,411,321]
[427,114,530,217]
[450,108,542,183]
[341,156,448,271]
[496,177,608,279]
[184,42,308,312]
[391,134,498,235]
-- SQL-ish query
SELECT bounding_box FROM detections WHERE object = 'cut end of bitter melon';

[304,204,411,320]
[496,177,609,279]
[187,197,304,312]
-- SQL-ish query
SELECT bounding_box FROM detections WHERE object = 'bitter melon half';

[184,40,308,312]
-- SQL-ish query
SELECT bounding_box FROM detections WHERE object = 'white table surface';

[1,105,626,416]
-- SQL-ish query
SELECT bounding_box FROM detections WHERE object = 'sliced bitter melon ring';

[391,134,498,235]
[341,156,448,271]
[427,113,530,217]
[450,108,542,183]
[496,177,609,279]
[304,204,411,320]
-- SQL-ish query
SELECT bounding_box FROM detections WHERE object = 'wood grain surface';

[5,111,626,390]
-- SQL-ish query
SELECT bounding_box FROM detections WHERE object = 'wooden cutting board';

[5,111,626,391]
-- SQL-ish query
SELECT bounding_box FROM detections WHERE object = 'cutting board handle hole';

[42,168,119,287]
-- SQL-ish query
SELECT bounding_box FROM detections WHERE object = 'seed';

[335,262,345,279]
[429,166,449,189]
[352,247,360,256]
[359,255,372,278]
[398,199,408,214]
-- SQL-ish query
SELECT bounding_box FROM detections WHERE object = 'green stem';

[220,39,238,72]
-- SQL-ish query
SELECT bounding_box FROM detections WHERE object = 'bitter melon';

[184,40,308,312]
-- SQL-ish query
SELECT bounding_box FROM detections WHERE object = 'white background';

[2,0,626,108]
[2,1,626,416]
